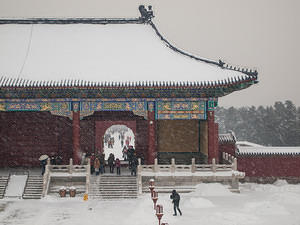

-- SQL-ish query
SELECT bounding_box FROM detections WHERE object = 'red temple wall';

[0,111,72,167]
[237,156,300,177]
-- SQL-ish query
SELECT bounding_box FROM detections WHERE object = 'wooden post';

[72,110,80,165]
[147,102,156,164]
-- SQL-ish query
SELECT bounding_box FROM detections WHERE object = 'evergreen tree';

[216,100,300,146]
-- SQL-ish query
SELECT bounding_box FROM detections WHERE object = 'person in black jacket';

[170,190,182,216]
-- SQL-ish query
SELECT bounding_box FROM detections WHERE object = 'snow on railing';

[42,158,90,197]
[137,157,244,193]
[138,158,237,174]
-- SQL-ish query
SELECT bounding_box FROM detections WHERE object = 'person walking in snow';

[170,190,182,216]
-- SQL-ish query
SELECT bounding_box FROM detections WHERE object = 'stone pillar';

[147,102,156,164]
[72,110,80,165]
[207,110,219,163]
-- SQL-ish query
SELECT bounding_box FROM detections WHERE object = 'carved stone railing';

[42,158,90,197]
[138,158,237,174]
[137,157,243,193]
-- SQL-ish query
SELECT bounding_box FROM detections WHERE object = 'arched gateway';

[0,6,258,167]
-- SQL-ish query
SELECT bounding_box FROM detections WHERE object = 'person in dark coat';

[99,153,105,174]
[170,190,182,216]
[127,146,135,168]
[115,158,121,175]
[40,159,47,175]
[130,156,138,176]
[90,153,95,174]
[108,153,115,173]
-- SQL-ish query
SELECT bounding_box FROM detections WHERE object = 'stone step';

[93,196,138,199]
[0,176,9,199]
[89,175,138,200]
[22,175,43,199]
[92,193,138,197]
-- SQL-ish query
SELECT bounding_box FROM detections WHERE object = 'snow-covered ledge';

[137,158,245,193]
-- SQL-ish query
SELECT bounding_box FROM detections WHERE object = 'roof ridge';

[149,21,258,79]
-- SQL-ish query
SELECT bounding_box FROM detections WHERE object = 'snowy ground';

[103,129,135,160]
[1,181,300,225]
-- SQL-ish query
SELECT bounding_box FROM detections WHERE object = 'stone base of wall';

[241,176,300,184]
[141,175,235,193]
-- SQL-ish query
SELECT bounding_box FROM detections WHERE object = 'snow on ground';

[1,181,300,225]
[4,175,27,198]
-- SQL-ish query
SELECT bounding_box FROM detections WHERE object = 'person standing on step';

[170,189,182,216]
[40,158,47,175]
[130,155,138,176]
[108,153,115,173]
[99,153,105,174]
[115,158,121,175]
[94,156,100,176]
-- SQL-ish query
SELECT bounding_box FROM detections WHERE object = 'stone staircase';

[89,175,138,200]
[22,175,43,199]
[0,176,9,199]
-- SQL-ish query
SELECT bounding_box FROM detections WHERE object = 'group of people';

[88,149,138,176]
[92,153,106,175]
[40,154,63,175]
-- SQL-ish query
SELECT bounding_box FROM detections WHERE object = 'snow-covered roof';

[237,146,300,156]
[219,133,236,143]
[236,141,264,147]
[0,20,256,85]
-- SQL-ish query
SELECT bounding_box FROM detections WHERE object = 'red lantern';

[156,204,164,225]
[149,178,155,194]
[151,190,158,209]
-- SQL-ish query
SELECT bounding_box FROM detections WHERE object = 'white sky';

[0,0,299,107]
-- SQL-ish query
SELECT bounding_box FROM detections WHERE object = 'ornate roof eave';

[0,76,257,99]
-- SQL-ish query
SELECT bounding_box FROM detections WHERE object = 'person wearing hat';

[170,190,182,216]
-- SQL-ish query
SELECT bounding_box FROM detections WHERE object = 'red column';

[207,110,219,163]
[72,111,80,165]
[147,102,156,164]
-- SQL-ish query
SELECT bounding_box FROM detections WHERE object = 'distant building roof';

[237,142,300,156]
[236,141,264,147]
[219,133,236,143]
